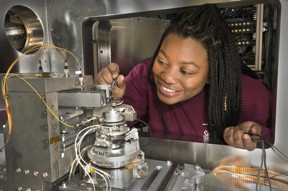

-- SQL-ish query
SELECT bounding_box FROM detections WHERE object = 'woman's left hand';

[223,121,262,151]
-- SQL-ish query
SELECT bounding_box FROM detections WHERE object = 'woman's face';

[153,33,209,105]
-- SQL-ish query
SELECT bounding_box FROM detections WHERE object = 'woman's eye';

[181,70,194,75]
[157,59,166,65]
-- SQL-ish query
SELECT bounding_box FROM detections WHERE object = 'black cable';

[266,141,288,163]
[256,139,264,191]
[245,133,272,191]
[262,140,272,190]
[136,118,152,148]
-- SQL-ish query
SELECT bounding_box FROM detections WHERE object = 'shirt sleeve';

[123,61,151,121]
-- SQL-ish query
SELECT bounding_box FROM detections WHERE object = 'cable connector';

[79,73,84,87]
[76,68,84,87]
[63,60,70,77]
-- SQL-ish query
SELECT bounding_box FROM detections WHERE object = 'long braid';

[208,43,226,138]
[202,5,242,137]
[227,35,242,126]
[148,4,247,138]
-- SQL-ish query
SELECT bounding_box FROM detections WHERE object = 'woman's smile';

[158,83,183,97]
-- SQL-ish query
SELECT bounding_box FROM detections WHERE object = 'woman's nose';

[160,66,178,84]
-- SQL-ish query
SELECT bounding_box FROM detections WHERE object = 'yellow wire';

[10,74,75,128]
[1,44,81,151]
[0,74,34,151]
[28,44,81,67]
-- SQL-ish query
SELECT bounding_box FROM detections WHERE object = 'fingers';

[250,124,261,135]
[116,75,126,89]
[112,75,126,101]
[94,63,125,101]
[223,121,262,151]
[242,134,256,151]
[239,121,261,135]
[224,126,245,149]
[95,63,120,85]
[95,68,113,85]
[107,63,120,79]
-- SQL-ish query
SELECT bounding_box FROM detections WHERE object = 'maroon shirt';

[123,59,272,141]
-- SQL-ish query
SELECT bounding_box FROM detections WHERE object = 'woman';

[95,5,272,151]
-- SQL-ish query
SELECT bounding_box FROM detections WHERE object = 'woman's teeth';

[161,85,176,93]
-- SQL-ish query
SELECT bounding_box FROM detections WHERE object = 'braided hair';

[150,4,256,139]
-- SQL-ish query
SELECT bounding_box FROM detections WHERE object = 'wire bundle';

[0,44,82,151]
[71,125,111,191]
[211,138,288,191]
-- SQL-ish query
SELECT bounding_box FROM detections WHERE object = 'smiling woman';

[153,34,209,105]
[95,4,272,151]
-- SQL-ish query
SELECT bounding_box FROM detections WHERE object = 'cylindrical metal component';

[103,109,123,123]
[4,6,44,53]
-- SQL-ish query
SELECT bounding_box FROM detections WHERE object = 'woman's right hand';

[94,63,126,101]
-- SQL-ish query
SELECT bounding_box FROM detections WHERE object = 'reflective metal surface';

[92,17,169,76]
[4,5,44,53]
[272,0,288,171]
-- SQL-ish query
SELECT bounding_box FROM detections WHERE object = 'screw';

[34,171,39,176]
[43,172,49,178]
